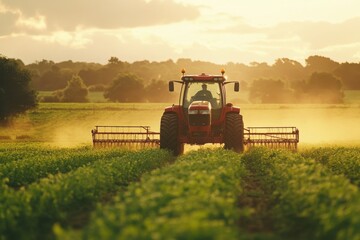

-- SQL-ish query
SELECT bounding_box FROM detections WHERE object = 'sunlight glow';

[16,15,47,30]
[1,0,360,64]
[33,31,92,48]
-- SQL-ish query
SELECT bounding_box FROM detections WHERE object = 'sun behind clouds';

[0,0,359,64]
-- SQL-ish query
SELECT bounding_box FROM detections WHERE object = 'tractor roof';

[181,73,226,82]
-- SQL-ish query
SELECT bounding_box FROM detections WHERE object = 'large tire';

[160,113,184,156]
[224,113,244,153]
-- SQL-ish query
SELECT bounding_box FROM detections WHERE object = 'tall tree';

[0,57,37,124]
[249,79,294,103]
[305,55,340,74]
[104,73,145,102]
[33,66,73,90]
[60,75,89,102]
[304,72,343,103]
[273,58,305,82]
[108,56,120,65]
[334,63,360,90]
[145,80,174,102]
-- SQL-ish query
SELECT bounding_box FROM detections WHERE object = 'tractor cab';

[183,81,222,109]
[182,76,224,122]
[170,71,239,120]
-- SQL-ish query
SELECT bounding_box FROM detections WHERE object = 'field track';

[0,145,360,240]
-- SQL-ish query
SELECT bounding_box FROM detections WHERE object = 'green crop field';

[1,144,360,239]
[1,100,360,239]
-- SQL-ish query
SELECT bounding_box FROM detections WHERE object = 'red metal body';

[165,73,240,145]
[164,104,240,145]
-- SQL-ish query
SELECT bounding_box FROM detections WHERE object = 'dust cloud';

[5,104,359,148]
[241,104,360,145]
[49,108,164,148]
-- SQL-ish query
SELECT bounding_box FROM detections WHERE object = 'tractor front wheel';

[160,113,184,156]
[224,113,244,153]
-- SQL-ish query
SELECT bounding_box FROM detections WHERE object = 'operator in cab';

[194,84,213,101]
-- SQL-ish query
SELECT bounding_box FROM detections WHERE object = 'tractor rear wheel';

[224,113,244,153]
[160,113,184,156]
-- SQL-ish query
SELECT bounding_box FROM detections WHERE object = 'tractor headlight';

[199,110,210,114]
[188,109,198,115]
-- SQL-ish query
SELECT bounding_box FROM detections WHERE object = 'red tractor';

[91,70,299,153]
[160,69,244,155]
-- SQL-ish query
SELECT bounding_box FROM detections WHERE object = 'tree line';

[24,55,360,103]
[1,54,360,124]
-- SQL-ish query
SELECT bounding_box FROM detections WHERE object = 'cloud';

[0,11,18,35]
[202,14,260,35]
[0,31,179,64]
[1,2,360,66]
[2,28,360,66]
[214,17,360,51]
[17,15,46,31]
[266,17,360,49]
[0,0,200,34]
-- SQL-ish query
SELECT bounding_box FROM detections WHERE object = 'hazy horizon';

[1,0,360,65]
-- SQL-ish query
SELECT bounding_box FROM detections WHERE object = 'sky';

[0,0,360,65]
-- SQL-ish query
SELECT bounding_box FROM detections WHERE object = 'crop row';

[66,149,247,240]
[301,147,360,186]
[0,147,127,187]
[0,144,78,164]
[0,149,172,240]
[242,148,360,240]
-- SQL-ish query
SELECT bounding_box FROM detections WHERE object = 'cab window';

[183,82,222,109]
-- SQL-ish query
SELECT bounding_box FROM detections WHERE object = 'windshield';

[183,82,222,109]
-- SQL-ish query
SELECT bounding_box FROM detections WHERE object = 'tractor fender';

[163,105,186,136]
[164,105,184,119]
[164,104,182,113]
[224,103,240,114]
[220,104,240,120]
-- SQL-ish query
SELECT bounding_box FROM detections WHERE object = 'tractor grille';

[191,131,207,137]
[189,114,210,126]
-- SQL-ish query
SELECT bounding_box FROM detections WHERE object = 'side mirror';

[234,82,239,92]
[169,81,174,92]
